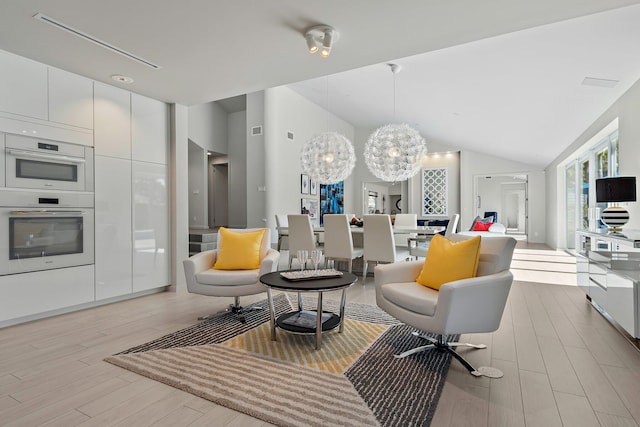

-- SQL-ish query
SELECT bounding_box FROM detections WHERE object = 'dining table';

[276,224,445,251]
[277,225,445,236]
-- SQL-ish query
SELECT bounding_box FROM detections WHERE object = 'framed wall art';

[301,174,310,194]
[301,197,319,219]
[319,181,344,224]
[310,178,318,195]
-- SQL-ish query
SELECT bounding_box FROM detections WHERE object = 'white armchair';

[375,234,516,377]
[183,228,279,322]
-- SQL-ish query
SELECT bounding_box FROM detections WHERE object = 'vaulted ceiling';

[2,1,640,167]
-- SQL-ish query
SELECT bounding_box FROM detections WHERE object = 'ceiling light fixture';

[364,64,427,182]
[111,74,134,84]
[304,25,339,58]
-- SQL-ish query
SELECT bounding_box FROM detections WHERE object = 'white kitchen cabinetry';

[48,67,94,129]
[0,265,94,324]
[132,93,168,165]
[132,161,169,292]
[95,155,132,300]
[0,50,48,120]
[576,230,640,339]
[94,82,131,158]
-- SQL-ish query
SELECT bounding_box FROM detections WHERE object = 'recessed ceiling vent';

[33,13,162,70]
[582,77,618,88]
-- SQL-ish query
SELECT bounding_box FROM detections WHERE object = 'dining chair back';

[444,213,460,238]
[275,214,289,251]
[363,214,410,281]
[409,213,460,259]
[287,214,317,268]
[323,214,364,273]
[393,213,417,247]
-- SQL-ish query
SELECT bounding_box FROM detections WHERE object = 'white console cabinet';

[576,230,640,339]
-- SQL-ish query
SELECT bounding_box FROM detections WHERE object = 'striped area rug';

[223,319,389,374]
[105,293,456,427]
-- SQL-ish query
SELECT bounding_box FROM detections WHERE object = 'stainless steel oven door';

[4,134,93,192]
[0,208,94,275]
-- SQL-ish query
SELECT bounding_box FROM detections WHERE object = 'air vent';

[251,126,263,136]
[287,131,294,140]
[33,13,162,70]
[582,77,618,88]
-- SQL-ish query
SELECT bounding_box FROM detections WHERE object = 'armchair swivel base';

[197,296,263,323]
[395,331,503,378]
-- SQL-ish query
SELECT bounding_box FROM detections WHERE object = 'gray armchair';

[375,234,516,378]
[183,228,279,322]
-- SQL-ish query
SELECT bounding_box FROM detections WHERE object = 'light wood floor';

[1,241,639,426]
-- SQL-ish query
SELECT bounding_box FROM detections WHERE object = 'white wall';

[247,91,267,229]
[188,102,228,153]
[546,78,640,249]
[228,110,247,227]
[409,151,461,221]
[263,86,356,242]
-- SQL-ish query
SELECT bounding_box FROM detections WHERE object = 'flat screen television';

[595,176,637,203]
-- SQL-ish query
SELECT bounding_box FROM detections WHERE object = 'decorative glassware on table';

[296,250,308,271]
[310,249,323,273]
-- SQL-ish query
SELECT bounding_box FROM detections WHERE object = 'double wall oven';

[0,133,94,276]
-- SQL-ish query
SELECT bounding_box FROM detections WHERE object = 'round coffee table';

[259,271,358,350]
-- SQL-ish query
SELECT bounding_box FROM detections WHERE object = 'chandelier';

[364,124,426,182]
[364,64,427,182]
[300,132,356,184]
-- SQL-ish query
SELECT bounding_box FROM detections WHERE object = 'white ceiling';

[1,1,640,168]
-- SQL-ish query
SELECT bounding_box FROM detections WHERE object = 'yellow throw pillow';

[214,228,266,270]
[416,234,481,290]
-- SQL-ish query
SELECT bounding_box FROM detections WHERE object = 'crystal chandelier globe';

[364,123,427,182]
[300,131,356,184]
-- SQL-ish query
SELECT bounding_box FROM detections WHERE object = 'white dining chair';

[287,214,318,269]
[275,214,289,251]
[362,214,410,282]
[323,214,364,273]
[393,213,417,248]
[409,213,460,259]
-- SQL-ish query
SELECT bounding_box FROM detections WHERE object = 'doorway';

[474,174,528,239]
[208,158,229,228]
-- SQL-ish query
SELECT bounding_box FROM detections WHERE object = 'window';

[564,128,619,249]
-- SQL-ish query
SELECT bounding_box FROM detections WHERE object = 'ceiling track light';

[304,25,339,58]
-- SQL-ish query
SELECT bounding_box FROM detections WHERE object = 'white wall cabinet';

[133,161,169,292]
[95,155,133,300]
[0,50,48,120]
[48,67,94,129]
[132,93,168,165]
[94,82,131,158]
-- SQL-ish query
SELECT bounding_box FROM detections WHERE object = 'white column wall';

[170,104,189,292]
[228,110,248,228]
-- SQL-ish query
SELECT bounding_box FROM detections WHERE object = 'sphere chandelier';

[300,131,356,184]
[364,64,427,182]
[364,124,426,182]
